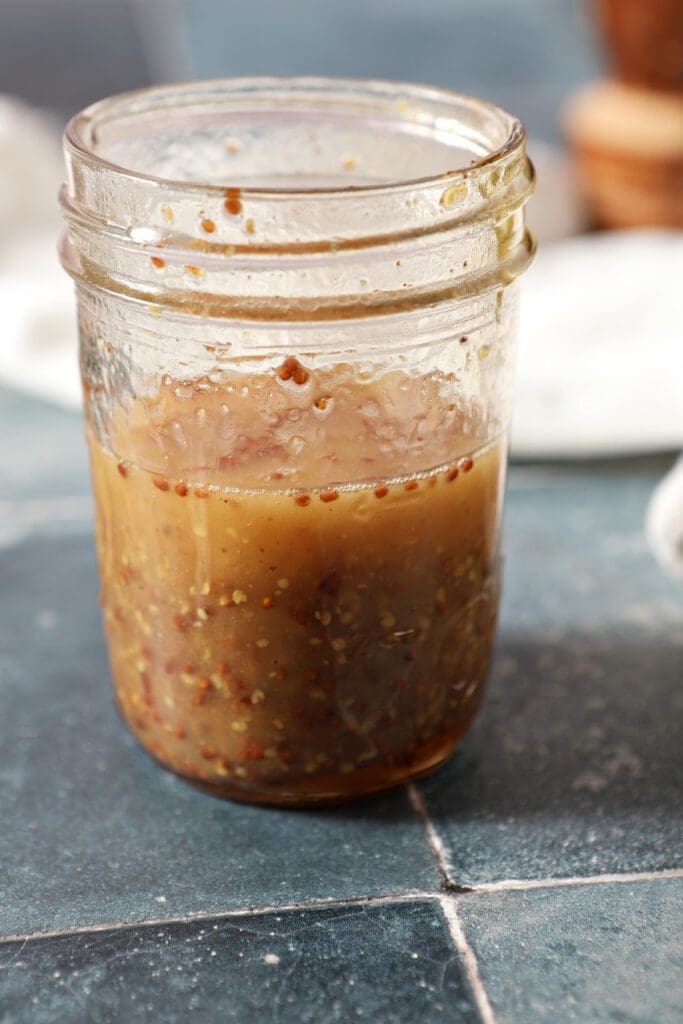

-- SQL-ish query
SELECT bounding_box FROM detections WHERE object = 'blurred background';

[0,0,599,141]
[1,0,682,575]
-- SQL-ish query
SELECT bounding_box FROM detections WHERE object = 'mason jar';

[60,78,535,805]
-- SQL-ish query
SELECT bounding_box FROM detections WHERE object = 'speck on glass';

[60,78,535,805]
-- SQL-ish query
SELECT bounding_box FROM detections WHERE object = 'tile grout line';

[439,893,498,1024]
[407,783,458,890]
[1,869,680,949]
[469,868,683,894]
[0,890,436,948]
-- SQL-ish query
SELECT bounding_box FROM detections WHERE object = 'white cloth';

[513,230,683,458]
[0,96,80,407]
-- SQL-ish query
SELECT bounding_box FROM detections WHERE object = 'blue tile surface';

[417,461,683,884]
[0,532,438,936]
[0,387,88,503]
[458,879,683,1024]
[0,900,477,1024]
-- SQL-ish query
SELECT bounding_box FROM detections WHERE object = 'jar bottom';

[119,694,484,807]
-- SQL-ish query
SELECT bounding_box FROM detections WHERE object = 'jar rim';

[64,75,527,200]
[61,77,534,319]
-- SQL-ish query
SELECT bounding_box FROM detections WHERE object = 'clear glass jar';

[60,78,534,805]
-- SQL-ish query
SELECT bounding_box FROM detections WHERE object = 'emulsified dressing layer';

[88,362,506,803]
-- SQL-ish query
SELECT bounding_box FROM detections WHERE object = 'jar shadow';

[409,630,680,836]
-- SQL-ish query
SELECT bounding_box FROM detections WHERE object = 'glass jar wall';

[60,78,534,804]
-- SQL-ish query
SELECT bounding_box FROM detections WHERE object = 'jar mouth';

[65,76,526,199]
[61,77,534,319]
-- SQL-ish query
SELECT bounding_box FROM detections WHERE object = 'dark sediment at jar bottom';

[118,690,485,806]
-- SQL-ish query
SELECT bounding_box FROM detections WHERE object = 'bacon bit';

[279,749,293,765]
[261,596,274,609]
[404,480,418,491]
[184,264,204,277]
[194,486,209,499]
[172,613,187,631]
[295,494,311,507]
[117,461,128,478]
[459,457,474,472]
[320,490,339,503]
[201,218,216,233]
[314,395,331,410]
[173,725,186,739]
[278,356,309,384]
[153,476,169,491]
[224,187,243,215]
[248,744,265,761]
[174,482,188,497]
[150,256,166,269]
[200,745,216,760]
[374,485,389,499]
[446,466,459,482]
[197,677,211,691]
[274,666,288,680]
[271,471,284,480]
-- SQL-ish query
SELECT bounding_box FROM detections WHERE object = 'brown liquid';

[89,363,505,804]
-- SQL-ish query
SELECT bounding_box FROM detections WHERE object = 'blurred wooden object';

[598,0,683,92]
[565,81,683,228]
[565,2,683,228]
